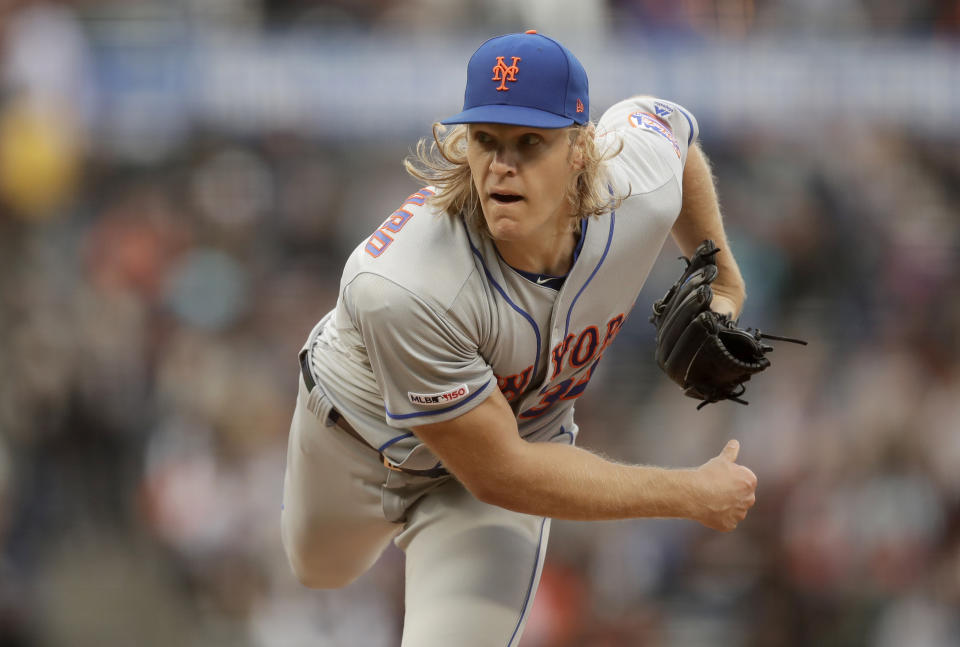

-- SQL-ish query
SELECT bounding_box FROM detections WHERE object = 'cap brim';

[441,104,574,128]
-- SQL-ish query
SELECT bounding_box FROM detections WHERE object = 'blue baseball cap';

[441,30,589,129]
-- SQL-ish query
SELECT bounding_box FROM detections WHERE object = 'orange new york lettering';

[496,365,533,402]
[570,326,599,368]
[549,333,575,377]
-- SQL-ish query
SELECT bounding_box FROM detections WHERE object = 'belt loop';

[306,389,325,418]
[381,454,405,473]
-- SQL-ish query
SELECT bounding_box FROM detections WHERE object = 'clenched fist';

[692,439,758,531]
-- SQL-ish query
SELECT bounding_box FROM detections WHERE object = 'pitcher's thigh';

[281,392,399,589]
[396,480,550,647]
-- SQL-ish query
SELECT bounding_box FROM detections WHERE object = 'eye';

[520,133,543,146]
[473,131,494,145]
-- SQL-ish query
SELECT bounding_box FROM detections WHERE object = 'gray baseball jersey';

[307,95,699,471]
[284,95,700,646]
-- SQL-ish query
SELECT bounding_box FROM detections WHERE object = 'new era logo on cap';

[442,31,589,129]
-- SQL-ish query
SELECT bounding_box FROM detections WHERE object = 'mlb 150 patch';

[408,384,470,406]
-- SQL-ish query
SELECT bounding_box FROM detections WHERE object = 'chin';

[483,204,527,238]
[484,215,526,241]
[488,228,523,242]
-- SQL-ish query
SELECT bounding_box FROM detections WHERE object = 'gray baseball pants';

[281,372,550,646]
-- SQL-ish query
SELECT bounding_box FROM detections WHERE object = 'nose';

[490,146,517,175]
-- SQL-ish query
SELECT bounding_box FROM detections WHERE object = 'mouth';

[490,191,524,205]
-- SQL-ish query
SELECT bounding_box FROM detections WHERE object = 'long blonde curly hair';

[403,123,624,234]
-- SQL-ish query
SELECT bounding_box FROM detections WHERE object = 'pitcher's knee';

[282,529,368,589]
[286,552,362,589]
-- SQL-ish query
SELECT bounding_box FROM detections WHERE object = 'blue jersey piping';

[677,106,695,146]
[384,378,492,422]
[507,517,548,646]
[463,219,542,372]
[564,212,616,337]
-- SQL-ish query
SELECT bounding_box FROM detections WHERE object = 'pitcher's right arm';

[412,388,757,531]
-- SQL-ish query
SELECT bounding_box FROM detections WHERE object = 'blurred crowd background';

[1,1,959,646]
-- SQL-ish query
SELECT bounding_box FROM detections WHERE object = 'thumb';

[721,439,740,462]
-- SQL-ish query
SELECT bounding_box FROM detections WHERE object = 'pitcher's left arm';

[671,143,746,319]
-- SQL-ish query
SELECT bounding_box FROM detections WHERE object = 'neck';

[495,221,579,276]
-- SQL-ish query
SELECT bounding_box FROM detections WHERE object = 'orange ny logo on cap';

[492,56,521,91]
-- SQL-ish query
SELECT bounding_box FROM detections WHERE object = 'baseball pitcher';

[281,31,762,646]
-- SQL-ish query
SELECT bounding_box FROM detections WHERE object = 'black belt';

[299,349,448,478]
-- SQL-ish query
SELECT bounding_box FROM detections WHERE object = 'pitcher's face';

[467,124,581,242]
